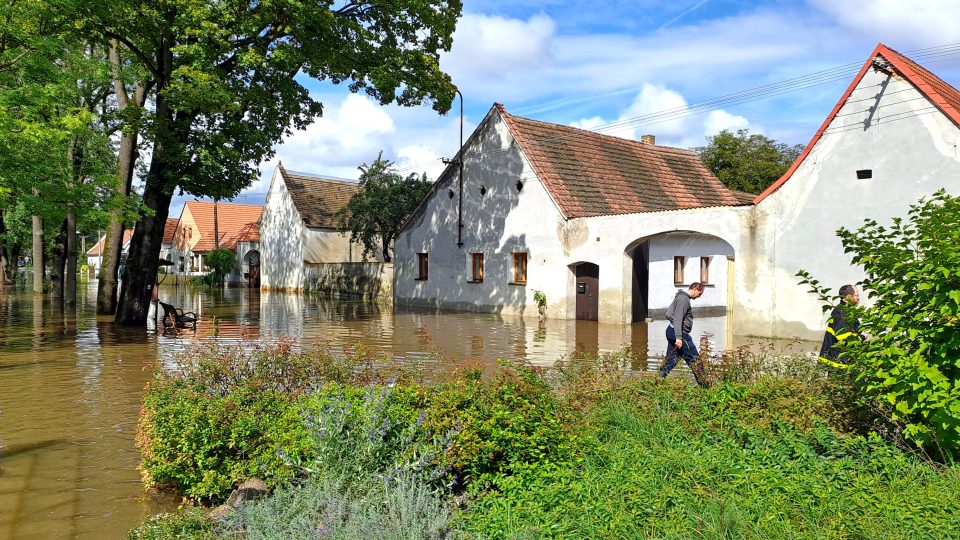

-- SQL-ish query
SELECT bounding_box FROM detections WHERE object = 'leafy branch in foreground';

[799,189,960,460]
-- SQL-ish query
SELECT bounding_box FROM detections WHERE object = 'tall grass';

[459,378,960,539]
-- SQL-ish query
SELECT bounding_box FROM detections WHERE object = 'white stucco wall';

[260,168,305,290]
[743,64,960,338]
[302,227,365,264]
[395,111,565,318]
[395,108,747,324]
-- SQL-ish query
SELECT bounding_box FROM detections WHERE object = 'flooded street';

[0,280,745,539]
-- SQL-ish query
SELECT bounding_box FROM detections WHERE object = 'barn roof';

[278,164,359,229]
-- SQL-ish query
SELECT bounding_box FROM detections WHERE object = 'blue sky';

[172,0,960,213]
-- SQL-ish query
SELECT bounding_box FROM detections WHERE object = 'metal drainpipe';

[456,89,464,248]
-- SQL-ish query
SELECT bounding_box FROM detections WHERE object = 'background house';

[260,164,380,292]
[86,230,133,276]
[738,43,960,339]
[394,103,748,352]
[171,201,262,285]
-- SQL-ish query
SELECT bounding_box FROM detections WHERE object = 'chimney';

[640,134,656,145]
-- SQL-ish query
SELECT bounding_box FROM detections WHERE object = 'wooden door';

[575,263,599,321]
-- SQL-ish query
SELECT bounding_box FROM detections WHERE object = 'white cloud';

[569,116,605,130]
[809,0,960,48]
[445,13,556,77]
[703,109,752,137]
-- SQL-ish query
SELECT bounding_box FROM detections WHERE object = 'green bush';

[136,341,419,500]
[219,473,453,539]
[424,362,577,491]
[800,190,960,460]
[204,248,236,287]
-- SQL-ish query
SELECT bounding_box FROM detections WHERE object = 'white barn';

[737,43,960,338]
[260,164,373,291]
[394,103,750,342]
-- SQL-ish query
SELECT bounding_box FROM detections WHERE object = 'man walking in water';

[660,282,706,383]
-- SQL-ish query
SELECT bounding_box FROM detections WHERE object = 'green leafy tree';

[0,3,116,299]
[74,0,462,325]
[336,154,432,262]
[695,129,804,194]
[798,190,960,460]
[204,248,236,288]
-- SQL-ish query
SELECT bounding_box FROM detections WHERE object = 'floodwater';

[0,280,741,539]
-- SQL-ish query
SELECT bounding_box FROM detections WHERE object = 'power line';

[397,42,960,174]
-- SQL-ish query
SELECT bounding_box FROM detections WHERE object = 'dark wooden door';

[575,263,599,321]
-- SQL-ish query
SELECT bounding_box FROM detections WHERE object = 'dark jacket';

[819,305,860,361]
[666,290,694,334]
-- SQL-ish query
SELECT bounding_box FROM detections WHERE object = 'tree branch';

[103,30,160,81]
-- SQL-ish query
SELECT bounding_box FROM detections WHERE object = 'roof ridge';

[501,104,697,155]
[493,103,739,218]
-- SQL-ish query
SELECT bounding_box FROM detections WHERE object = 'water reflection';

[0,282,744,539]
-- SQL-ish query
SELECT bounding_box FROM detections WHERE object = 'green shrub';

[424,362,577,491]
[799,190,960,460]
[136,341,420,500]
[204,248,237,287]
[219,473,454,539]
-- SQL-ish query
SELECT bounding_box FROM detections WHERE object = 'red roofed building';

[739,43,960,338]
[86,230,134,276]
[171,201,263,285]
[394,102,747,340]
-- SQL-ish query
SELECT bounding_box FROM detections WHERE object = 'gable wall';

[395,112,569,317]
[260,170,306,290]
[743,65,960,338]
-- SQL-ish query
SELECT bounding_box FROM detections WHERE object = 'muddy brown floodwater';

[0,280,744,539]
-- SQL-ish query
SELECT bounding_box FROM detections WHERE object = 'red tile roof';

[495,104,743,218]
[756,43,960,203]
[221,222,260,249]
[278,164,359,229]
[86,230,133,256]
[162,218,179,244]
[184,201,262,253]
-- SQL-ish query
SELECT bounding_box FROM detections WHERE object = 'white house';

[394,103,750,338]
[260,164,373,291]
[736,43,960,339]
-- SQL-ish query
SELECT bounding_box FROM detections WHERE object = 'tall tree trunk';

[0,208,8,286]
[97,41,146,315]
[116,181,171,325]
[6,245,21,286]
[50,219,67,301]
[31,208,44,294]
[65,210,77,304]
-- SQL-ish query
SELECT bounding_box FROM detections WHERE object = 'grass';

[458,378,960,539]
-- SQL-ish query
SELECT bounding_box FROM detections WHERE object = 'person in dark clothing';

[660,282,705,381]
[819,284,861,363]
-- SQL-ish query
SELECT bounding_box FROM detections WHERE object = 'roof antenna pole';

[456,89,464,248]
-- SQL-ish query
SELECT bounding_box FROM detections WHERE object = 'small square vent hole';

[856,169,873,180]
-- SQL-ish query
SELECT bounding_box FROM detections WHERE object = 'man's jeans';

[659,325,699,377]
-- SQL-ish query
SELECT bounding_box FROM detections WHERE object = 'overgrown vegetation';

[799,190,960,460]
[131,342,960,539]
